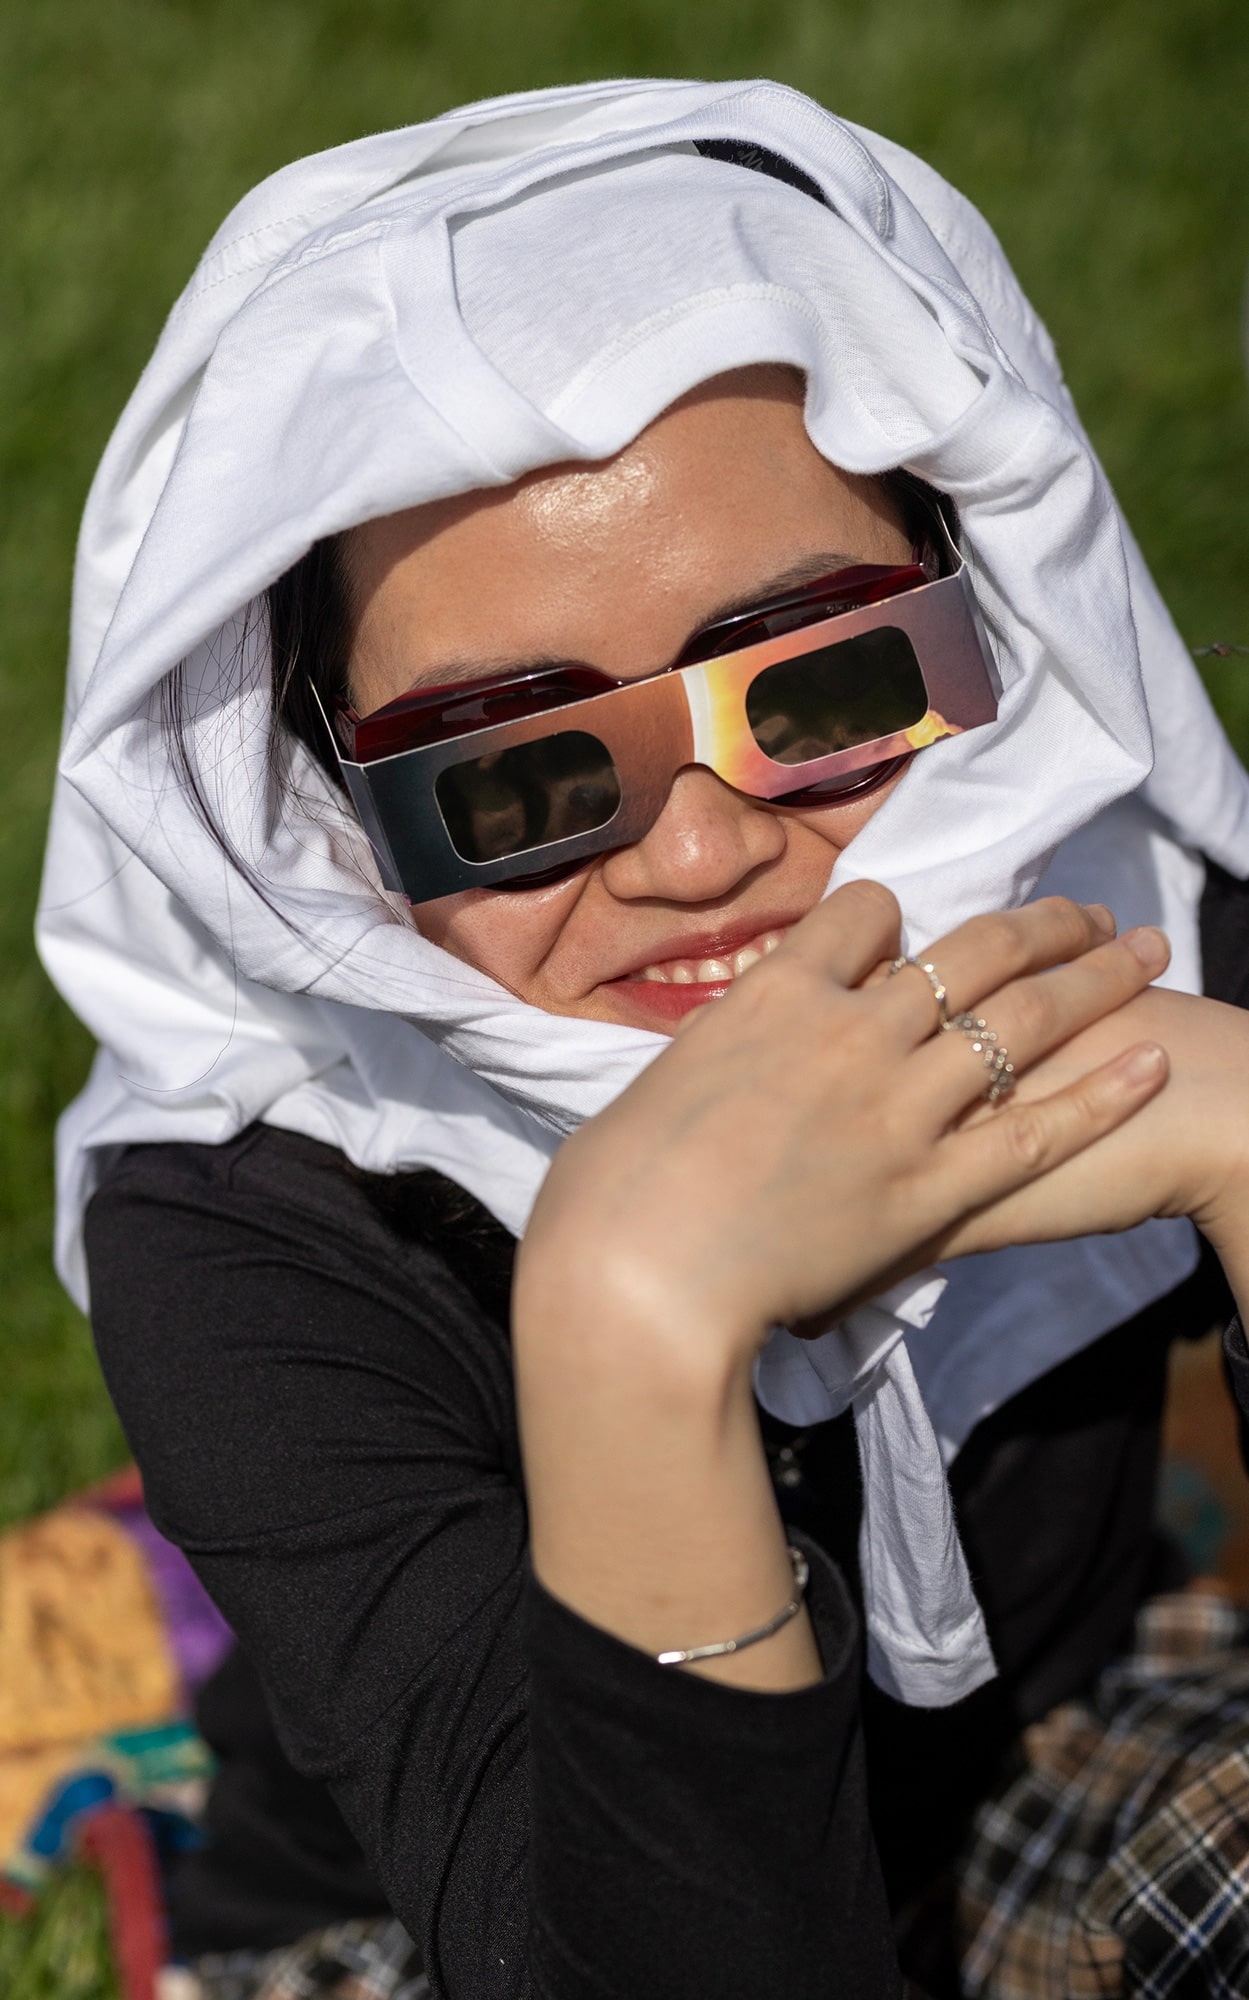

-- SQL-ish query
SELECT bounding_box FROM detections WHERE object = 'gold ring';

[888,954,950,1027]
[942,1011,1015,1103]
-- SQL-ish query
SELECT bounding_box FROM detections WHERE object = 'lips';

[601,924,790,1025]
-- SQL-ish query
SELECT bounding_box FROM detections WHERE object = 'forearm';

[514,1260,821,1691]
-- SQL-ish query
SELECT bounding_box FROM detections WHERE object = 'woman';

[36,79,1249,1997]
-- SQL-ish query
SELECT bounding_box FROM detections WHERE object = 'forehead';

[343,367,909,705]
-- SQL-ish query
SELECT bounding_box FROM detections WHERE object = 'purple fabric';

[103,1500,233,1693]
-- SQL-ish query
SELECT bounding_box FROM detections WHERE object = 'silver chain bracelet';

[656,1546,811,1666]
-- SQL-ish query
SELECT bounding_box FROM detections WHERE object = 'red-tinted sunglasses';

[327,498,999,902]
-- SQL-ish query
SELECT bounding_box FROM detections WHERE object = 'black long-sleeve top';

[84,1125,1227,1999]
[83,863,1249,1998]
[87,1131,904,1998]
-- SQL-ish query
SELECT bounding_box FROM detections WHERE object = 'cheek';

[410,881,585,990]
[782,764,910,853]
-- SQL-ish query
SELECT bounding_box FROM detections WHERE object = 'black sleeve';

[1223,1318,1249,1472]
[1205,863,1249,1476]
[84,1126,898,2000]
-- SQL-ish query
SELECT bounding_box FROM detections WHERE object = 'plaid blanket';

[189,1916,428,2000]
[186,1591,1249,2000]
[958,1588,1249,1997]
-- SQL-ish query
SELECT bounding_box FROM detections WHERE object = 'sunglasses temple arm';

[304,680,406,895]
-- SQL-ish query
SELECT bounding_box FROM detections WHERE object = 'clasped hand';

[518,883,1249,1364]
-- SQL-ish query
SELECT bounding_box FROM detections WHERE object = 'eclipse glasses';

[328,495,1000,904]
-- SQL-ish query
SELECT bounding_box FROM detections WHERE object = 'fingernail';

[1123,926,1168,970]
[1119,1043,1166,1083]
[1084,902,1116,935]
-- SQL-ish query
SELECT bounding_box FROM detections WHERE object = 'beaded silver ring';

[942,1011,1015,1103]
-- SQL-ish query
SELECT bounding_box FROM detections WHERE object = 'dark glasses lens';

[435,730,622,863]
[683,563,930,664]
[745,627,928,766]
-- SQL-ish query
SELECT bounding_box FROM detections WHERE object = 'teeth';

[633,930,787,985]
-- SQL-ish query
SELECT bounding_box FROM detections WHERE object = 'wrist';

[514,1280,755,1445]
[513,1227,765,1388]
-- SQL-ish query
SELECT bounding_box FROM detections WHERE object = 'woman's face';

[347,367,912,1034]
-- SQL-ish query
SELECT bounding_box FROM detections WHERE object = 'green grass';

[2,0,1249,1974]
[0,1871,119,2000]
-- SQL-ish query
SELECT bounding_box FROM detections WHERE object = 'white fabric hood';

[38,77,1249,1704]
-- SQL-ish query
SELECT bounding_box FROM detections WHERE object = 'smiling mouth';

[626,928,788,986]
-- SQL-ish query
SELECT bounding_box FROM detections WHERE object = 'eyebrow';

[383,550,868,694]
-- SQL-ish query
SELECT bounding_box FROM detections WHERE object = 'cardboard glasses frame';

[324,507,1001,904]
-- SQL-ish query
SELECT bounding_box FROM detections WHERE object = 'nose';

[598,764,788,903]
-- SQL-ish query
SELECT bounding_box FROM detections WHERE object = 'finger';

[880,898,1120,1042]
[941,1039,1169,1218]
[779,878,903,988]
[916,926,1170,1124]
